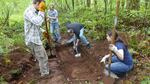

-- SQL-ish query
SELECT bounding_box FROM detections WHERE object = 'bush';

[0,76,8,84]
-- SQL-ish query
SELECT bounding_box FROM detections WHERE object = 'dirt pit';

[0,40,149,84]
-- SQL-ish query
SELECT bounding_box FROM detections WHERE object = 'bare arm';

[109,44,124,60]
[113,49,124,60]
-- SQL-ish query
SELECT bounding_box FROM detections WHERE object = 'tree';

[94,0,97,7]
[76,0,80,6]
[121,0,125,9]
[104,0,108,14]
[72,0,75,10]
[109,0,113,11]
[94,0,98,11]
[87,0,91,7]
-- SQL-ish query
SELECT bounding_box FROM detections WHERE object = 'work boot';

[40,74,53,79]
[104,69,119,79]
[40,71,54,79]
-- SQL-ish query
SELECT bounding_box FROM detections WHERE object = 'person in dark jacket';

[64,21,91,57]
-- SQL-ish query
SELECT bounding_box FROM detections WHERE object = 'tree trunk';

[72,0,75,10]
[87,0,91,7]
[76,0,79,6]
[109,0,113,11]
[126,0,130,10]
[121,0,125,9]
[94,0,98,12]
[94,0,97,7]
[80,0,84,6]
[104,0,108,14]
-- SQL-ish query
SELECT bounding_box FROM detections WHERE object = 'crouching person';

[24,0,50,77]
[64,21,91,57]
[100,31,133,78]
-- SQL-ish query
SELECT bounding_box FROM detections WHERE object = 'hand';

[100,54,110,64]
[73,45,76,49]
[73,43,78,49]
[75,43,78,47]
[109,44,118,52]
[38,1,46,12]
[61,40,67,45]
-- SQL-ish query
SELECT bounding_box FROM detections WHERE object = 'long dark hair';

[107,31,128,47]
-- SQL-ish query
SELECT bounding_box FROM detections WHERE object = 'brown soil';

[0,39,149,84]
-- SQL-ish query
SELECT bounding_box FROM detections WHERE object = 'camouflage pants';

[27,42,49,76]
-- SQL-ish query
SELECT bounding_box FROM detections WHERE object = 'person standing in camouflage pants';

[24,0,49,77]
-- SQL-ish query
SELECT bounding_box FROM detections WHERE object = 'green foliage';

[141,76,150,84]
[0,31,14,55]
[0,0,26,56]
[86,29,105,41]
[0,76,8,84]
[13,33,24,46]
[28,79,37,84]
[0,46,3,56]
[0,22,24,56]
[127,29,150,56]
[0,0,149,83]
[9,68,22,78]
[0,0,149,58]
[59,6,114,40]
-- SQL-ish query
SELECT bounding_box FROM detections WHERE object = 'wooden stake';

[44,11,53,57]
[108,0,120,76]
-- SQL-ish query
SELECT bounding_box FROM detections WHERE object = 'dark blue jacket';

[66,22,84,39]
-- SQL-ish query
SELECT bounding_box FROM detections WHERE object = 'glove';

[43,31,49,39]
[109,44,118,52]
[100,54,110,64]
[38,1,46,12]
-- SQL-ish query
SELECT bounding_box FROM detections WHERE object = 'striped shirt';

[24,5,45,45]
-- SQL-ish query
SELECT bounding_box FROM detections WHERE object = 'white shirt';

[48,9,58,23]
[24,5,45,45]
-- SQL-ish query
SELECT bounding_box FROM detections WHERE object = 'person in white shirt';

[47,4,61,43]
[24,0,49,77]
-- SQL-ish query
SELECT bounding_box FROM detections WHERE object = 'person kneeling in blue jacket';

[101,31,133,78]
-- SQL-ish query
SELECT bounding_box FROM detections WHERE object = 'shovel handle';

[108,0,120,76]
